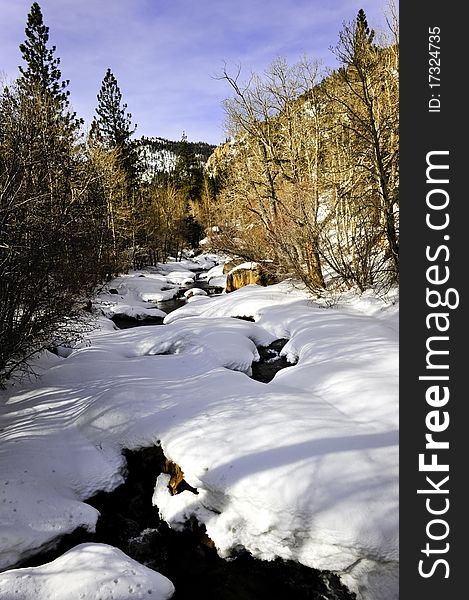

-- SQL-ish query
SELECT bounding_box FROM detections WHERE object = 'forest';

[0,2,399,382]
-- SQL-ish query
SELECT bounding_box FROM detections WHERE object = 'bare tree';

[209,10,399,293]
[328,9,399,279]
[217,58,328,291]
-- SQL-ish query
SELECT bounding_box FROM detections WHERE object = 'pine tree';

[92,68,136,150]
[90,69,139,262]
[18,2,80,128]
[174,131,203,203]
[91,67,138,188]
[331,9,399,282]
[0,4,108,380]
[355,8,375,46]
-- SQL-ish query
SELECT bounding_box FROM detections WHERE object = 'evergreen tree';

[333,9,399,277]
[90,69,139,263]
[92,68,136,150]
[91,68,138,187]
[355,8,375,46]
[18,2,80,128]
[174,131,203,202]
[352,9,376,68]
[0,3,108,381]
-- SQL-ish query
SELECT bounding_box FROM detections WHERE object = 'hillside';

[136,136,217,182]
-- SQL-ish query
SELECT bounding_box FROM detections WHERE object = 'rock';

[223,258,246,274]
[225,262,276,293]
[163,457,198,496]
[183,287,208,299]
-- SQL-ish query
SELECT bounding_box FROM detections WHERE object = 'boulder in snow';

[225,262,276,293]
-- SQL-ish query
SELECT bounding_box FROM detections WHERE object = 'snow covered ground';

[0,257,398,600]
[94,254,224,324]
[0,544,174,600]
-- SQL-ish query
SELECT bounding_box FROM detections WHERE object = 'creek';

[23,445,354,600]
[21,272,356,599]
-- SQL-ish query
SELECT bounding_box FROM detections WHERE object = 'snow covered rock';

[183,287,208,299]
[108,304,166,321]
[0,543,174,600]
[225,262,275,293]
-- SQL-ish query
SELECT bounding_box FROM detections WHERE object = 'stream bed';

[20,275,356,599]
[22,446,355,600]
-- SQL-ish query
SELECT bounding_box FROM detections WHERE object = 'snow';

[101,273,179,303]
[0,543,174,600]
[163,281,308,325]
[155,254,219,273]
[227,261,259,272]
[94,254,223,318]
[0,260,398,600]
[183,287,207,298]
[207,275,227,289]
[197,263,227,289]
[108,303,166,320]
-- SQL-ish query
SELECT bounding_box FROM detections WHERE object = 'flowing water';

[22,446,355,600]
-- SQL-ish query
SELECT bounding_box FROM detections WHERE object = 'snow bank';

[108,303,166,320]
[163,281,308,326]
[154,253,220,273]
[0,543,174,600]
[197,263,227,289]
[0,273,398,600]
[94,253,226,317]
[100,273,179,303]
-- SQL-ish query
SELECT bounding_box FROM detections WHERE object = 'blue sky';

[0,0,391,144]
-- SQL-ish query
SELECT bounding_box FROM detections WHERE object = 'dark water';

[251,339,293,383]
[22,447,355,600]
[111,314,167,329]
[156,297,187,314]
[111,276,223,329]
